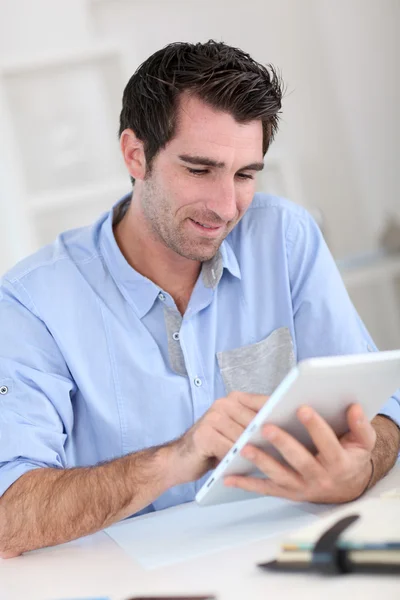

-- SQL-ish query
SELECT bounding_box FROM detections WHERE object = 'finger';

[224,401,259,429]
[240,444,303,491]
[208,429,236,462]
[224,474,272,495]
[296,405,345,467]
[346,404,376,451]
[210,411,245,444]
[232,392,268,413]
[261,423,325,481]
[224,474,298,501]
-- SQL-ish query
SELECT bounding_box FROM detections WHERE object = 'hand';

[172,391,267,484]
[224,403,376,504]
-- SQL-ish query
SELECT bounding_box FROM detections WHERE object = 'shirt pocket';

[216,327,295,395]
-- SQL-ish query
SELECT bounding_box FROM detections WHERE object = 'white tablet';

[195,350,400,507]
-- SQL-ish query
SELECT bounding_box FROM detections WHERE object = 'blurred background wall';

[0,0,399,348]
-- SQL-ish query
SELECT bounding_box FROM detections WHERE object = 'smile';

[192,220,219,229]
[188,218,224,236]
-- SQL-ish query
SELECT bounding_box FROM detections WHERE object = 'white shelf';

[339,253,400,287]
[28,179,130,213]
[338,252,400,350]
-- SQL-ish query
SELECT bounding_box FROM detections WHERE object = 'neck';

[113,194,201,312]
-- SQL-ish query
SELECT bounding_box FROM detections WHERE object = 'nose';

[205,178,238,223]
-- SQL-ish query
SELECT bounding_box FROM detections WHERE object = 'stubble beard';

[140,179,230,263]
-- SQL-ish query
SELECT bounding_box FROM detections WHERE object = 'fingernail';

[299,407,312,422]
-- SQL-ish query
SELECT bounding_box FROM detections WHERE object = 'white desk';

[1,465,399,600]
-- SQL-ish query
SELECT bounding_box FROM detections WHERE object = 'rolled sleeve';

[0,460,42,498]
[0,277,75,497]
[377,394,400,430]
[287,211,400,426]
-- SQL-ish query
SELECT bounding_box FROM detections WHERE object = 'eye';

[187,168,209,176]
[236,173,254,180]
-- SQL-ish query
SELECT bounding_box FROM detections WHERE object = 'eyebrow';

[178,154,264,172]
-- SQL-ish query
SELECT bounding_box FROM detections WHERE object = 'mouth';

[188,218,224,237]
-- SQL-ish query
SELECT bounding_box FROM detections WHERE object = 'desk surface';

[1,465,399,600]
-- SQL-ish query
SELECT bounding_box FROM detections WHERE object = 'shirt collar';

[100,195,242,318]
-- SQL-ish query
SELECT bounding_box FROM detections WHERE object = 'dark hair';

[119,40,283,182]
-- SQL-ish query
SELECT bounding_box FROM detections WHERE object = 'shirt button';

[367,343,374,352]
[0,386,8,395]
[172,332,180,341]
[158,292,166,301]
[194,377,202,387]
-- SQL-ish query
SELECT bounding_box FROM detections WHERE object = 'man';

[0,41,399,558]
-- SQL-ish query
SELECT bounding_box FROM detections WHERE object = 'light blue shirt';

[0,193,399,515]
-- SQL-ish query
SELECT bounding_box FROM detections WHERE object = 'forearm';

[369,414,400,488]
[0,444,177,557]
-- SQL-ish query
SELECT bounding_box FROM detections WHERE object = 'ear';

[120,129,147,181]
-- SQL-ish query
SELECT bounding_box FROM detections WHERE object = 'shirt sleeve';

[0,276,75,497]
[286,210,400,429]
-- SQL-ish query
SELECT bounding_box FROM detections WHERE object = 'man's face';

[140,94,264,262]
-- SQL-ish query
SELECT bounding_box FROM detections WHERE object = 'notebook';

[259,497,400,574]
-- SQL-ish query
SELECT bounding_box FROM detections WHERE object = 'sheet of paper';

[105,496,316,569]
